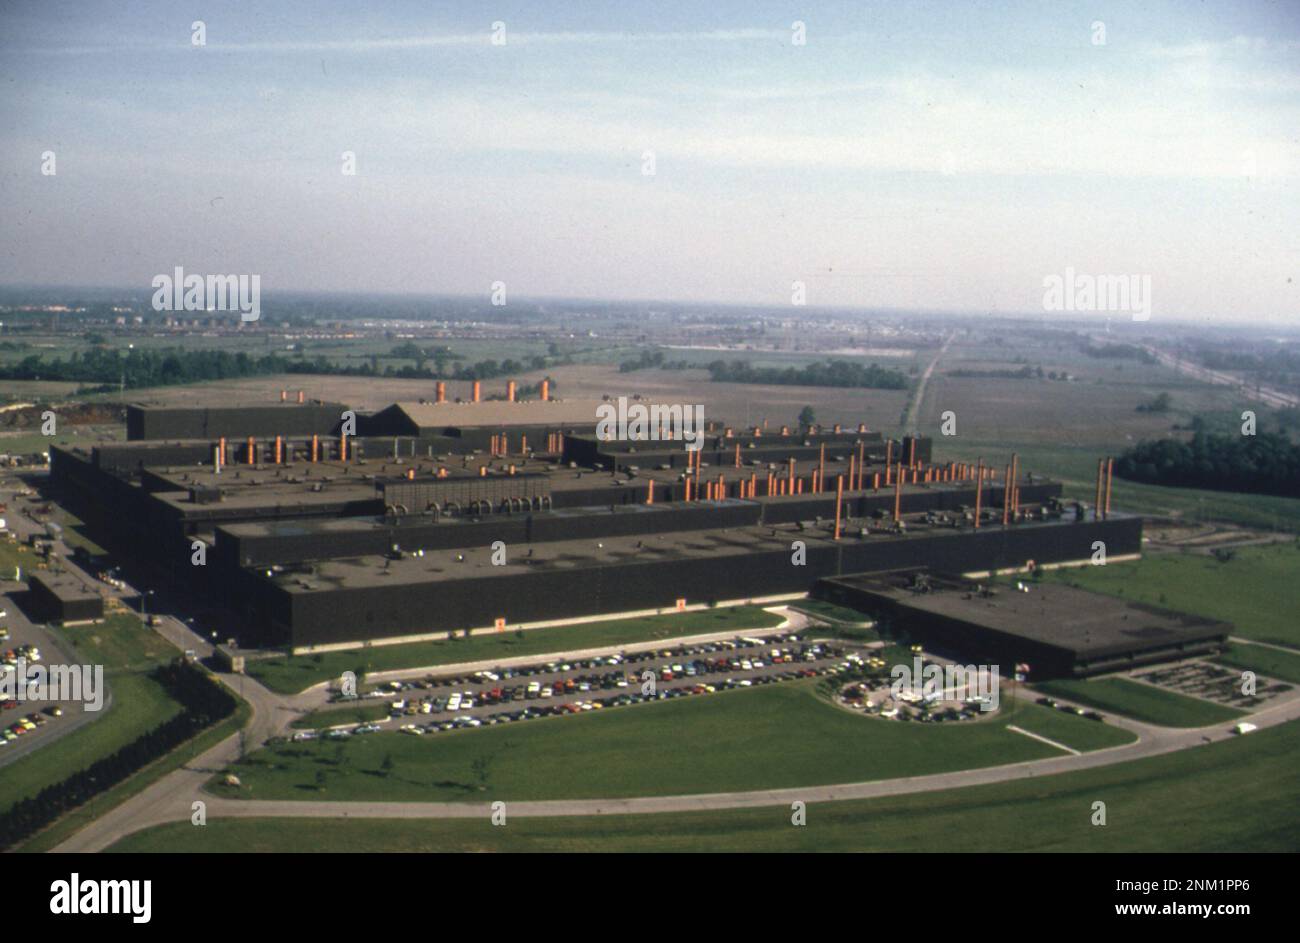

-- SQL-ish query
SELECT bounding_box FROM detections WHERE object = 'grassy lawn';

[291,702,391,730]
[1041,543,1300,649]
[0,672,181,814]
[0,613,183,814]
[110,716,1300,852]
[1035,677,1243,728]
[1006,701,1136,752]
[211,682,1133,803]
[248,605,787,695]
[17,697,251,853]
[1214,642,1300,686]
[0,538,35,582]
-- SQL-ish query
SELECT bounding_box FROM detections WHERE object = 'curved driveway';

[49,608,1300,852]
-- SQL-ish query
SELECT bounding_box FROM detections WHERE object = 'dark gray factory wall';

[127,404,347,440]
[275,516,1140,648]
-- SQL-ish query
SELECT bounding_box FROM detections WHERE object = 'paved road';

[74,680,1300,836]
[1135,341,1300,410]
[901,333,953,433]
[50,607,1300,852]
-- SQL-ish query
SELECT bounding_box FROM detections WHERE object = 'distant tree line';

[0,347,565,391]
[949,365,1039,379]
[705,359,908,390]
[1083,342,1156,363]
[0,660,237,850]
[1136,392,1172,413]
[1115,430,1300,498]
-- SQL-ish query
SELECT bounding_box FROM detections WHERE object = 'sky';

[1,0,1297,322]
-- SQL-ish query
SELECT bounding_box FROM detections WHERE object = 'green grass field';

[1214,642,1300,686]
[109,716,1300,852]
[291,702,391,729]
[1035,677,1243,728]
[248,605,787,695]
[211,681,1133,803]
[1042,543,1300,648]
[0,538,35,582]
[0,613,182,814]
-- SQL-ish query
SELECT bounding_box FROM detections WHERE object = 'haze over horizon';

[2,0,1297,323]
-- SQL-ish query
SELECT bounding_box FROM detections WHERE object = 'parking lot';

[0,476,111,768]
[295,633,865,740]
[0,588,103,767]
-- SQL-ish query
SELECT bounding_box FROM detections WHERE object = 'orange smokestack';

[219,437,227,466]
[1095,458,1105,520]
[735,443,741,468]
[297,390,305,404]
[506,380,516,403]
[310,434,318,463]
[436,382,446,404]
[279,389,286,402]
[834,475,844,540]
[274,435,282,464]
[540,379,549,402]
[1003,464,1012,524]
[247,436,255,465]
[893,464,903,521]
[339,435,348,462]
[1105,457,1114,518]
[472,380,481,403]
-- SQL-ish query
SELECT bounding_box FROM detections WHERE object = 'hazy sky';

[1,1,1297,321]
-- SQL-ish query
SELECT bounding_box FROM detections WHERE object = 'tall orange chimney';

[247,436,256,464]
[1003,464,1012,524]
[339,435,348,462]
[834,475,844,540]
[506,380,516,402]
[472,380,481,403]
[735,443,741,468]
[219,437,227,466]
[310,434,318,463]
[274,435,282,464]
[279,389,286,402]
[1095,458,1105,520]
[297,390,305,404]
[540,379,549,402]
[436,381,446,404]
[646,479,654,505]
[1107,458,1116,512]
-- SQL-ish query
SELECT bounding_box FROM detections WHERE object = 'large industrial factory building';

[49,384,1147,676]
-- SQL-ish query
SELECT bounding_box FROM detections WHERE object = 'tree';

[798,405,817,428]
